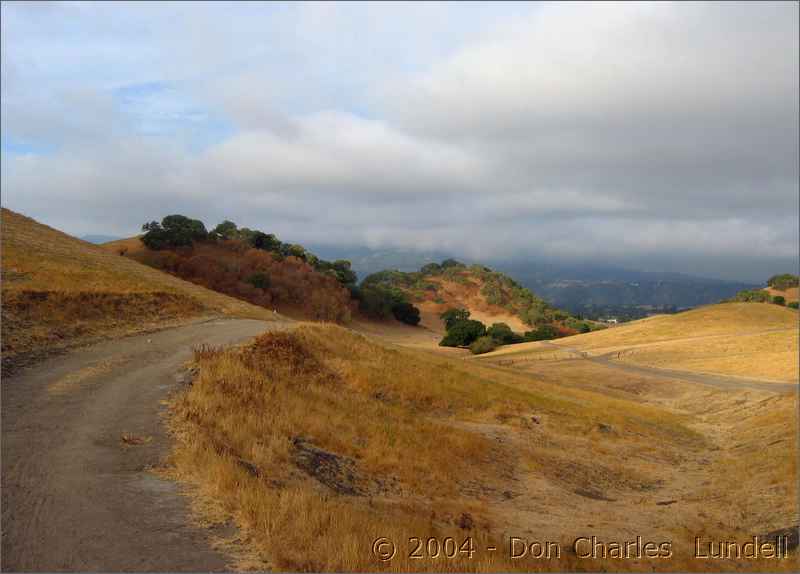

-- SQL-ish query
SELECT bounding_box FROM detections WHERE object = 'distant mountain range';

[308,245,757,320]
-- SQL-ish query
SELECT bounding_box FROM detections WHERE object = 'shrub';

[731,289,771,303]
[439,319,486,347]
[440,308,470,330]
[246,272,270,290]
[357,285,420,326]
[391,301,421,326]
[420,263,442,275]
[440,258,464,269]
[486,322,523,344]
[523,324,559,341]
[767,274,800,291]
[469,336,497,355]
[788,301,799,309]
[773,295,786,306]
[317,259,358,288]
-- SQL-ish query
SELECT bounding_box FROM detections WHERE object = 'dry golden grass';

[100,235,148,256]
[165,324,796,571]
[617,329,798,382]
[765,286,799,303]
[478,303,798,382]
[547,303,797,352]
[407,276,530,334]
[1,209,276,368]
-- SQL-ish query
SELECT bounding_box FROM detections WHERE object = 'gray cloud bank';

[1,1,797,282]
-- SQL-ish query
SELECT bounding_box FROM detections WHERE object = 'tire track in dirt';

[2,317,291,572]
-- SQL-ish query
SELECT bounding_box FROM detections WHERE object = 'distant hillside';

[729,274,799,306]
[480,302,799,382]
[307,246,755,320]
[492,261,755,319]
[1,209,276,370]
[362,260,587,335]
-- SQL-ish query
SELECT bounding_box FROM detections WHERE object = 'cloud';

[1,1,797,282]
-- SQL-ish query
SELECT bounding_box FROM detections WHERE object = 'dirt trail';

[538,341,798,394]
[1,317,287,572]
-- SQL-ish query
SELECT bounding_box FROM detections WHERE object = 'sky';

[1,1,798,282]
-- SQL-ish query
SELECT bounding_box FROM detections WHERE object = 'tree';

[788,302,799,309]
[420,263,442,275]
[357,286,396,319]
[141,214,208,250]
[211,220,238,241]
[286,244,307,260]
[523,324,559,341]
[330,260,357,287]
[767,274,800,291]
[440,308,470,330]
[486,322,523,344]
[439,319,486,347]
[773,295,786,306]
[246,272,270,290]
[731,289,771,303]
[469,335,497,355]
[391,301,421,326]
[249,231,282,252]
[441,258,464,269]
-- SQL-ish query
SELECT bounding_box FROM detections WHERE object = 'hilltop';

[1,209,277,370]
[307,245,756,321]
[361,259,594,336]
[102,216,358,323]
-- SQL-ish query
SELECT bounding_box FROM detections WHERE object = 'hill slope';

[164,323,796,571]
[481,302,799,382]
[362,260,585,335]
[109,239,355,323]
[1,209,277,369]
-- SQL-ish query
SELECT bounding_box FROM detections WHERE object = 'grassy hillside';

[1,209,276,369]
[362,260,593,335]
[107,237,355,323]
[103,215,358,324]
[765,286,799,303]
[166,324,796,571]
[481,302,799,382]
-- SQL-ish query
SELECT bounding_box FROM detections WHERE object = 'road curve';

[1,317,286,572]
[540,341,798,395]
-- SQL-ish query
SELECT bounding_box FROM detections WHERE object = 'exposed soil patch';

[292,436,364,496]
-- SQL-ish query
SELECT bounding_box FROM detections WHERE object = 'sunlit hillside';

[362,261,595,336]
[480,302,798,382]
[166,324,797,572]
[1,209,276,370]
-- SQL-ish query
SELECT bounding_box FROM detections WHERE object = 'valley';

[1,210,797,572]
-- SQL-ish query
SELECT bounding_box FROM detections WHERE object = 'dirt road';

[540,341,798,394]
[1,317,285,572]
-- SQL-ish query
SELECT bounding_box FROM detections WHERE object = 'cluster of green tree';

[438,309,572,354]
[729,289,789,306]
[360,269,439,299]
[767,273,799,291]
[140,215,357,290]
[363,259,575,329]
[354,283,421,325]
